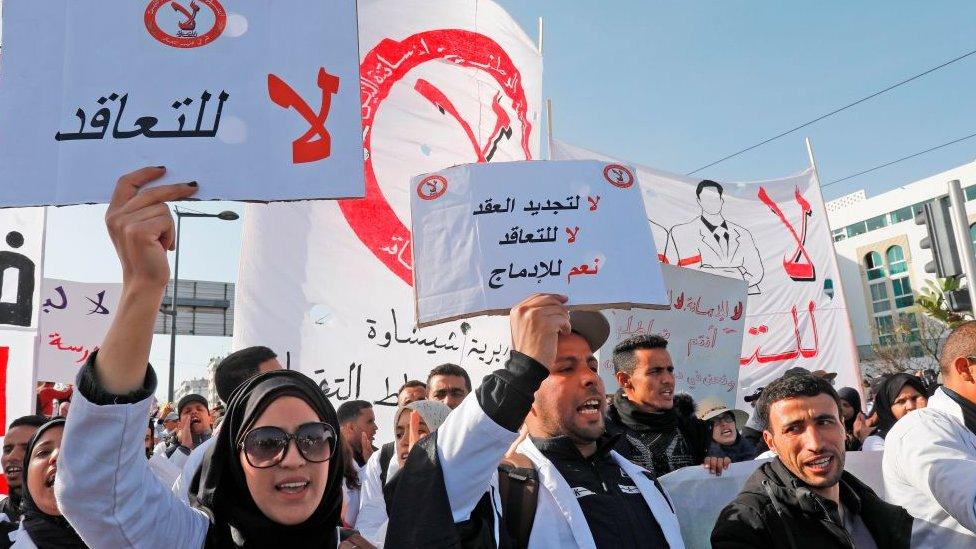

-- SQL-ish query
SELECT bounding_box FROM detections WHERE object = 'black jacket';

[604,395,709,474]
[711,458,912,549]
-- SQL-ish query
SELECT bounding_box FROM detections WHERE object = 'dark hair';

[757,373,841,429]
[673,393,696,420]
[336,400,373,426]
[397,380,427,395]
[214,346,278,404]
[8,415,48,431]
[695,179,724,198]
[612,334,668,374]
[940,321,976,375]
[426,363,472,392]
[341,436,361,490]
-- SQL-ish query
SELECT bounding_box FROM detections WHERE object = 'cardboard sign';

[36,279,123,384]
[0,0,364,206]
[410,160,668,326]
[601,265,748,410]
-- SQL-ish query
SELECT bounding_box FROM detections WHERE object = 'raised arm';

[436,294,568,521]
[56,168,206,548]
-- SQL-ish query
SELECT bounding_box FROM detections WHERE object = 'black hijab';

[20,418,87,549]
[872,373,927,439]
[190,370,344,548]
[837,387,862,433]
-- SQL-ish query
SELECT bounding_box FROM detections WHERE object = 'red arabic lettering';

[758,186,816,281]
[587,195,601,211]
[268,67,340,164]
[739,301,819,366]
[565,226,580,244]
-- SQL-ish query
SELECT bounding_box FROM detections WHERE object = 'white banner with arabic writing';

[0,0,364,206]
[0,206,45,494]
[411,160,666,326]
[36,279,122,384]
[601,265,747,411]
[233,0,542,442]
[553,140,861,407]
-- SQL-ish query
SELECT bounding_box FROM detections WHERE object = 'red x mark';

[268,67,340,164]
[414,79,512,162]
[758,186,816,281]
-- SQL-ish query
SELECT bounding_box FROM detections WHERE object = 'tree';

[916,277,973,329]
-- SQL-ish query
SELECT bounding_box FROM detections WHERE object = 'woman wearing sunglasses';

[55,168,371,548]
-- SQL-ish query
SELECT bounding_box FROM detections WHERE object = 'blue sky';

[41,1,976,399]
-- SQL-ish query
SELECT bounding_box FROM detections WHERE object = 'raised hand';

[95,167,198,395]
[509,293,570,368]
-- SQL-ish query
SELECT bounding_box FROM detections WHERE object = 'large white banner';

[411,160,666,325]
[0,207,45,494]
[601,265,747,411]
[36,279,122,384]
[0,0,364,206]
[234,0,542,441]
[553,140,861,407]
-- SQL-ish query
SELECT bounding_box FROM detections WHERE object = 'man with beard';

[163,394,212,468]
[605,334,721,477]
[0,415,47,530]
[711,373,911,548]
[384,294,683,547]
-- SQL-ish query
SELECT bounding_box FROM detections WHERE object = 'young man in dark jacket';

[711,373,912,549]
[604,334,727,477]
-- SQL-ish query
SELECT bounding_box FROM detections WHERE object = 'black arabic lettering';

[86,290,110,315]
[41,286,68,313]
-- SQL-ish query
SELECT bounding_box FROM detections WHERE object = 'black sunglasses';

[239,422,335,469]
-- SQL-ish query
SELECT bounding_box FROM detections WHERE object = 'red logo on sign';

[417,176,448,201]
[603,164,634,188]
[342,30,534,286]
[145,0,227,49]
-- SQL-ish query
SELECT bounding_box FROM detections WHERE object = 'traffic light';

[916,196,971,313]
[916,197,963,278]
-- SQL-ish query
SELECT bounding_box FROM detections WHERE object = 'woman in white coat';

[54,167,370,549]
[11,417,87,548]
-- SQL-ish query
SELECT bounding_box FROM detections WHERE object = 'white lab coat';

[663,217,764,293]
[883,387,976,545]
[9,525,36,548]
[357,446,400,546]
[172,430,217,502]
[436,394,686,548]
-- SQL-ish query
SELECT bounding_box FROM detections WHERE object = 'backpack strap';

[497,453,539,549]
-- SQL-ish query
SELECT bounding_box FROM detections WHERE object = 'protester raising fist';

[55,169,352,548]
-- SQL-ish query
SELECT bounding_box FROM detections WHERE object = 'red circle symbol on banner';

[145,0,227,49]
[416,176,448,201]
[603,164,635,188]
[341,29,535,287]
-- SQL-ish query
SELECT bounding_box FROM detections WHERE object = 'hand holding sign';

[410,160,668,327]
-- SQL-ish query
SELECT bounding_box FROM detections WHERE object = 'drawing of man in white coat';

[663,180,764,294]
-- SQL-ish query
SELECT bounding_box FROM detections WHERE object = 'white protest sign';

[601,264,747,410]
[0,206,45,494]
[234,0,542,442]
[410,160,667,326]
[553,140,862,408]
[36,279,122,384]
[660,452,884,549]
[0,0,364,206]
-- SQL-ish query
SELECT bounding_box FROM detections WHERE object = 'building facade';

[826,160,976,373]
[174,377,210,404]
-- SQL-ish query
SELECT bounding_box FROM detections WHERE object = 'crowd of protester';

[0,169,974,548]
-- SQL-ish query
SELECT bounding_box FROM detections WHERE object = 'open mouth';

[190,417,201,425]
[4,465,22,477]
[44,469,56,488]
[805,455,833,474]
[577,398,602,415]
[275,479,310,494]
[720,428,734,437]
[660,389,673,398]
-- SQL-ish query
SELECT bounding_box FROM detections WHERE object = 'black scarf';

[942,387,976,435]
[612,389,677,432]
[20,418,87,549]
[189,370,343,548]
[872,373,927,439]
[837,387,862,433]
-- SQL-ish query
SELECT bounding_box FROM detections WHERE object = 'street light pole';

[166,207,239,403]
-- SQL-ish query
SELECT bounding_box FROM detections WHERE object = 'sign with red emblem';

[0,1,364,206]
